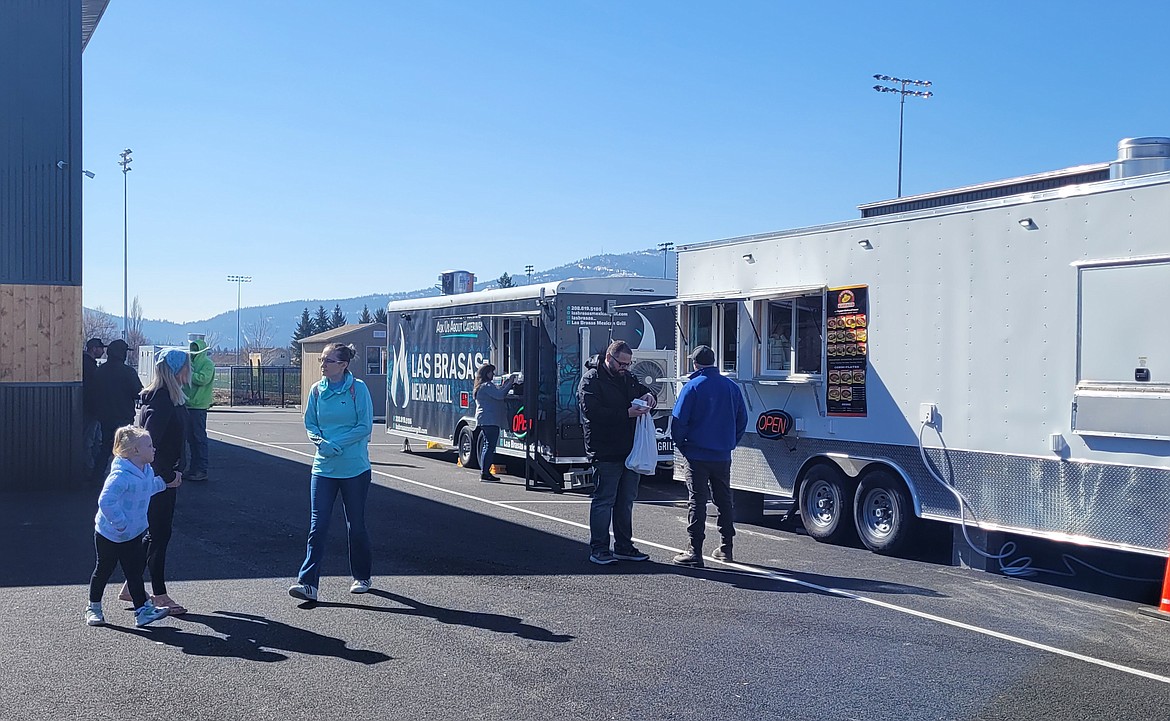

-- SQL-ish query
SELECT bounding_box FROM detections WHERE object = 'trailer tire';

[798,464,857,544]
[457,426,480,470]
[854,470,916,555]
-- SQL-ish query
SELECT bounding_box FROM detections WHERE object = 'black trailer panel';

[386,282,676,473]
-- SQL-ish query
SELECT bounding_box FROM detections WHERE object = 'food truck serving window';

[686,302,738,374]
[759,294,824,377]
[1077,260,1170,386]
[499,319,526,375]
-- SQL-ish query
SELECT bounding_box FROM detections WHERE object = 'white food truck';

[659,137,1170,562]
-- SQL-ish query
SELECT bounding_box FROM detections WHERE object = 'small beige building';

[299,323,387,420]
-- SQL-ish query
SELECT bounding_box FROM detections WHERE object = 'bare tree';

[126,296,150,350]
[243,315,275,354]
[202,330,223,351]
[82,306,118,344]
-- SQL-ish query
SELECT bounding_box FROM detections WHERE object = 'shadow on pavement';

[103,610,391,664]
[703,562,948,598]
[299,589,574,643]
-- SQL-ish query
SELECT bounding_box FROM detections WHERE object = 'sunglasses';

[320,357,346,365]
[610,357,634,369]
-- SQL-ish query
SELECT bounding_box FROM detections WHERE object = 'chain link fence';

[213,366,302,407]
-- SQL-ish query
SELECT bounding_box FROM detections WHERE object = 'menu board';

[825,285,868,417]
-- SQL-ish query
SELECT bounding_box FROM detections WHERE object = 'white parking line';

[209,427,1170,685]
[498,499,593,504]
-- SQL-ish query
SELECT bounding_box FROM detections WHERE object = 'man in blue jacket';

[671,345,748,567]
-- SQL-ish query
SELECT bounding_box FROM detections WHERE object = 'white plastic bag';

[625,413,658,475]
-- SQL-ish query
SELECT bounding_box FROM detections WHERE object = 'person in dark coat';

[81,338,106,480]
[122,348,191,615]
[93,339,142,480]
[577,339,657,565]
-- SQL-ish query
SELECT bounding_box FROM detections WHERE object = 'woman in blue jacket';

[289,343,375,602]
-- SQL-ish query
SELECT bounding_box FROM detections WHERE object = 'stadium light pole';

[873,74,932,197]
[118,149,133,340]
[657,241,674,279]
[524,264,534,285]
[227,275,252,366]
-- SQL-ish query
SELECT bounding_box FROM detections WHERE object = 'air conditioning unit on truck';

[667,136,1170,561]
[385,277,677,491]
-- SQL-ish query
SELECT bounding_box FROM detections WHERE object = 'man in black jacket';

[81,338,106,480]
[93,339,143,479]
[578,339,657,565]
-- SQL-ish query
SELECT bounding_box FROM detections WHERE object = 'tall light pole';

[227,275,252,366]
[118,149,133,340]
[657,241,674,279]
[873,74,932,197]
[524,264,534,285]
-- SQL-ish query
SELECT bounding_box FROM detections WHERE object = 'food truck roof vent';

[1110,137,1170,180]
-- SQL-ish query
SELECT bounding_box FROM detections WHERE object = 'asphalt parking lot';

[4,406,1170,721]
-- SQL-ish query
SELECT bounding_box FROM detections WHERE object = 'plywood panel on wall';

[0,283,81,383]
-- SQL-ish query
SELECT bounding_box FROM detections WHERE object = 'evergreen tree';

[312,305,330,334]
[330,304,347,329]
[373,307,388,324]
[497,271,514,288]
[358,303,373,323]
[290,307,315,365]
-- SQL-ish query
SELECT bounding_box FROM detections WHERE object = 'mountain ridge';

[88,248,676,348]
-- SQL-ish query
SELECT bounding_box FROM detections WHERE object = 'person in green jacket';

[183,336,215,482]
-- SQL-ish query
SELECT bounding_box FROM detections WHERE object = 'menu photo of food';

[827,285,869,417]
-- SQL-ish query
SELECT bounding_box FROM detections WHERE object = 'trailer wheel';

[457,426,480,470]
[854,471,916,554]
[798,464,857,544]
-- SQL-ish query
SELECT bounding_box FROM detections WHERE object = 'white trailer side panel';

[676,173,1170,553]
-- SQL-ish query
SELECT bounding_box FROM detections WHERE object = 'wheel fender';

[802,455,923,519]
[860,461,923,519]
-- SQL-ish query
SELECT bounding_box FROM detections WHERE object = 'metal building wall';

[0,0,84,489]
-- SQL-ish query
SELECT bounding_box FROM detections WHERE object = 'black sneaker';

[613,547,650,562]
[589,550,617,565]
[712,545,733,562]
[673,549,704,567]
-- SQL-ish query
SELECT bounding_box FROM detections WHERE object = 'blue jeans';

[478,425,500,474]
[297,470,372,587]
[589,461,642,553]
[186,408,208,476]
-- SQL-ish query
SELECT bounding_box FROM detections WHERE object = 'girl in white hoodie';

[84,426,179,627]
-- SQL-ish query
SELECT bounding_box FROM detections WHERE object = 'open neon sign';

[512,406,533,438]
[756,409,794,440]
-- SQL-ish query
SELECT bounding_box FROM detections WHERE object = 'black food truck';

[386,277,678,491]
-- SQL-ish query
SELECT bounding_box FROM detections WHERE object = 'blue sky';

[81,1,1169,322]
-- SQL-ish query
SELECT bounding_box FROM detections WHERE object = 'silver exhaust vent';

[1109,137,1170,179]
